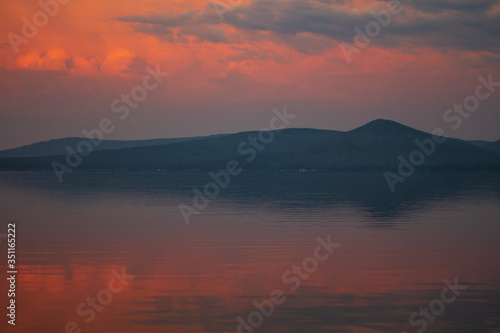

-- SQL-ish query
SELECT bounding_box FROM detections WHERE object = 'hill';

[485,140,500,154]
[466,140,492,148]
[0,135,225,158]
[0,120,499,173]
[247,120,500,171]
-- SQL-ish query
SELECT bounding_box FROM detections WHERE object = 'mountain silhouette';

[0,119,499,172]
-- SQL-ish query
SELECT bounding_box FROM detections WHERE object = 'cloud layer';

[115,0,500,54]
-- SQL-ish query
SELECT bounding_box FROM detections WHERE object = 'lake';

[0,171,499,333]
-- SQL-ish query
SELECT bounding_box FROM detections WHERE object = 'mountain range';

[0,134,226,158]
[0,119,499,173]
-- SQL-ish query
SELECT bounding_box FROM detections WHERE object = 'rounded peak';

[365,119,403,127]
[353,119,415,133]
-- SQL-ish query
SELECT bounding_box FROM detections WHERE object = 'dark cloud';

[115,7,224,43]
[116,11,198,26]
[178,24,228,43]
[223,0,366,37]
[132,23,175,40]
[114,0,500,54]
[383,1,500,53]
[406,0,497,14]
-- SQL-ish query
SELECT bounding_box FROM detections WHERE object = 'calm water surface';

[0,171,499,333]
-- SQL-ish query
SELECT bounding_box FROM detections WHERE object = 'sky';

[0,0,499,150]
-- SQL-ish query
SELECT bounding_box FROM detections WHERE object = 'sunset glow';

[1,0,499,149]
